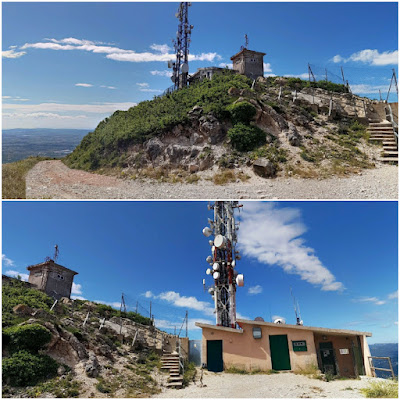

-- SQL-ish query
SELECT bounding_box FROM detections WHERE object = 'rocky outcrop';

[85,354,100,378]
[252,158,277,178]
[286,122,302,146]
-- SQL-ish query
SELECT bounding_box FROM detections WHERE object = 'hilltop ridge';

[65,72,385,180]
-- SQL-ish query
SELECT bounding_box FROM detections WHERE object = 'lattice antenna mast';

[172,2,193,89]
[202,202,244,328]
[54,244,59,262]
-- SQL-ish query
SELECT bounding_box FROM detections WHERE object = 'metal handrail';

[386,103,398,145]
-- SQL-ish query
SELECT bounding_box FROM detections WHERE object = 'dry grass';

[360,379,398,398]
[120,167,201,184]
[293,364,323,380]
[2,157,50,199]
[213,169,250,185]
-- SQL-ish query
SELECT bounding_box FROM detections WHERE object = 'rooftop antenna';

[240,34,249,51]
[290,287,303,325]
[170,2,193,90]
[202,201,244,328]
[53,244,59,262]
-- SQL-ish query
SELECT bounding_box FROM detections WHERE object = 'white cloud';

[3,101,137,114]
[3,96,12,99]
[94,300,121,308]
[354,297,386,306]
[2,49,26,59]
[75,83,93,87]
[150,44,171,54]
[146,290,215,316]
[3,112,88,120]
[238,203,344,292]
[219,62,233,69]
[71,295,87,301]
[284,73,310,80]
[155,317,213,331]
[248,285,263,295]
[139,88,163,93]
[350,84,389,95]
[144,291,153,298]
[2,254,15,267]
[71,282,83,295]
[5,270,29,282]
[388,291,398,300]
[150,70,173,77]
[100,85,116,90]
[332,49,398,66]
[21,37,220,63]
[2,96,29,102]
[137,82,149,88]
[263,63,272,73]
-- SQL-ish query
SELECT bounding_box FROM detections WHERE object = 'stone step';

[168,376,183,382]
[383,145,398,150]
[167,381,183,388]
[369,123,392,127]
[382,151,398,157]
[378,158,398,164]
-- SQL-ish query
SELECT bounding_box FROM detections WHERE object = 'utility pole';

[340,66,346,85]
[185,310,188,338]
[325,68,328,82]
[135,301,138,314]
[202,202,245,328]
[149,301,152,319]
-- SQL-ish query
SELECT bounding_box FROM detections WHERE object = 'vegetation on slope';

[361,379,398,398]
[2,156,51,199]
[65,72,252,170]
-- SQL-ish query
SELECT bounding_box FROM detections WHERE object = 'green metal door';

[269,335,291,370]
[207,340,223,372]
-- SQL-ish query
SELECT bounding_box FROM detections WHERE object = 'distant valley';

[2,129,88,163]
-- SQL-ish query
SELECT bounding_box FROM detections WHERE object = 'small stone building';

[196,319,373,377]
[27,260,78,299]
[230,48,266,79]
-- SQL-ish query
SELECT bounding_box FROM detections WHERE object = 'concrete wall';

[201,323,318,372]
[28,267,46,289]
[45,267,75,299]
[232,51,264,79]
[314,333,369,377]
[361,335,373,376]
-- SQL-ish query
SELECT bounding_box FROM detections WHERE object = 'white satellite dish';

[236,274,244,287]
[206,268,212,275]
[167,60,174,68]
[273,318,286,324]
[214,235,226,249]
[170,76,176,83]
[213,262,220,271]
[213,271,220,280]
[202,227,212,237]
[206,255,213,263]
[181,63,189,73]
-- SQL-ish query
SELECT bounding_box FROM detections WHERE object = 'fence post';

[278,86,282,101]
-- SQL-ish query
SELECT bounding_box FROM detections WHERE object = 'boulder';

[252,158,277,178]
[286,123,302,146]
[13,304,34,316]
[189,164,199,173]
[85,354,100,378]
[199,154,214,171]
[145,137,164,161]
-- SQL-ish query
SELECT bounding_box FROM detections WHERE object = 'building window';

[57,274,64,280]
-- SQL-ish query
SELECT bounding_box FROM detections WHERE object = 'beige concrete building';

[196,319,372,377]
[27,260,78,299]
[231,48,266,79]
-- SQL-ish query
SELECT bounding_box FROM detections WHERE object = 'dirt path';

[153,371,377,398]
[25,160,398,199]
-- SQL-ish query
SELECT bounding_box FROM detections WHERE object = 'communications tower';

[202,202,244,328]
[169,2,193,89]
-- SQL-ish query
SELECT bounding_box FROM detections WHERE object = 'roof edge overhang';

[230,49,267,60]
[27,261,78,276]
[195,322,243,334]
[236,319,372,337]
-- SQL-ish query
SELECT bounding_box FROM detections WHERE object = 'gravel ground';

[25,160,398,200]
[154,371,379,398]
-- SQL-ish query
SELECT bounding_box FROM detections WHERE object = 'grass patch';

[26,373,81,398]
[183,362,197,387]
[361,380,398,398]
[294,364,322,380]
[213,169,250,185]
[225,366,277,375]
[2,156,50,199]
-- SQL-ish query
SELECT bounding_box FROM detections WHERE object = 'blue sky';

[2,200,398,343]
[2,2,398,129]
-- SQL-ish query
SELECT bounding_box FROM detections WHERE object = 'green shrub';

[183,362,197,386]
[2,280,53,328]
[228,123,266,152]
[227,101,257,124]
[2,350,58,386]
[3,324,52,353]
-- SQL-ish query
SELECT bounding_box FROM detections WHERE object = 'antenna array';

[170,2,193,90]
[202,201,244,328]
